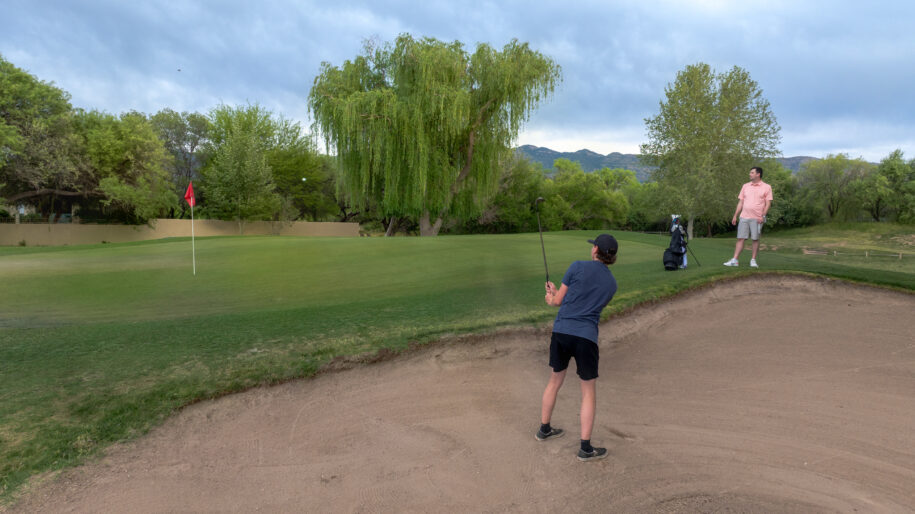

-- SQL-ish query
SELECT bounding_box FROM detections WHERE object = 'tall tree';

[201,104,319,228]
[270,143,338,221]
[201,128,279,231]
[594,167,665,231]
[641,63,780,238]
[484,155,547,233]
[201,106,285,230]
[150,108,210,215]
[874,149,915,221]
[204,104,338,221]
[623,180,666,231]
[76,110,178,223]
[595,167,639,191]
[1,57,177,223]
[207,103,279,150]
[853,167,893,221]
[0,54,83,211]
[901,157,915,223]
[309,34,560,236]
[444,154,546,234]
[550,159,627,230]
[756,158,817,227]
[797,154,871,220]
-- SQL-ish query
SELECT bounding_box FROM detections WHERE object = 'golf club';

[535,197,549,282]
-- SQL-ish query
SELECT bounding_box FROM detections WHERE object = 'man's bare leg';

[580,378,596,440]
[541,369,567,424]
[732,238,746,260]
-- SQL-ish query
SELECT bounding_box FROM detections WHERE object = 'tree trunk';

[337,205,359,222]
[871,199,882,222]
[385,217,399,237]
[419,211,444,236]
[686,216,695,241]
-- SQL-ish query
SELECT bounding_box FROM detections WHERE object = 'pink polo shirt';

[738,181,773,219]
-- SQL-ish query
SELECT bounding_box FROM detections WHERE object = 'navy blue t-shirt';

[552,260,617,343]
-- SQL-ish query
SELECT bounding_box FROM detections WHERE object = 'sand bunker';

[8,276,915,513]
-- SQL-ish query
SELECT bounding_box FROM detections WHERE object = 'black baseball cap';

[588,234,618,254]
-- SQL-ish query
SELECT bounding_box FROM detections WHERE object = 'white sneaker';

[723,258,738,267]
[750,259,759,268]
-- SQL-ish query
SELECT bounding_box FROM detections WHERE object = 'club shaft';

[536,211,549,282]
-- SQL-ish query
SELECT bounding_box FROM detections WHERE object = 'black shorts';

[549,332,599,380]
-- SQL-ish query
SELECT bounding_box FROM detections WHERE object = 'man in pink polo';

[724,166,773,268]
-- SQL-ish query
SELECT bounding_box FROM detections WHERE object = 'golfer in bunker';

[537,234,618,461]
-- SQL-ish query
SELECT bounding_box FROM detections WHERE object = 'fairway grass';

[2,226,914,501]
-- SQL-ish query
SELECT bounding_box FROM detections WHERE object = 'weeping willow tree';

[308,34,560,235]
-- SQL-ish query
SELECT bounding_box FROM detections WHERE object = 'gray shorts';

[737,217,762,240]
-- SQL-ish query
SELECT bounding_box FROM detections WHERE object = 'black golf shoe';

[577,447,608,462]
[535,427,564,441]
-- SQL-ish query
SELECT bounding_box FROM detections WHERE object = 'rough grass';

[1,226,914,502]
[757,222,915,275]
[763,222,914,251]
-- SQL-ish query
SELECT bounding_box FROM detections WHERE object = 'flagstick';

[191,204,196,276]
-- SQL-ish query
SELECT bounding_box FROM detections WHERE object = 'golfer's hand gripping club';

[544,281,554,305]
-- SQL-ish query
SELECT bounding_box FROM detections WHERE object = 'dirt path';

[8,276,915,513]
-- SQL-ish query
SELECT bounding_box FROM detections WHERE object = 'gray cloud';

[2,0,912,161]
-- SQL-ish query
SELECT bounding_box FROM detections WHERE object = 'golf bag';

[664,216,687,271]
[663,249,680,270]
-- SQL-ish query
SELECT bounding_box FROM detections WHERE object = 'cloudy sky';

[2,0,913,161]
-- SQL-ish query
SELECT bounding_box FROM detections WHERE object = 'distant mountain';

[778,156,818,172]
[515,145,817,181]
[515,145,654,182]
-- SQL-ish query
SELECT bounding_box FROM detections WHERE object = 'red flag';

[184,181,196,207]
